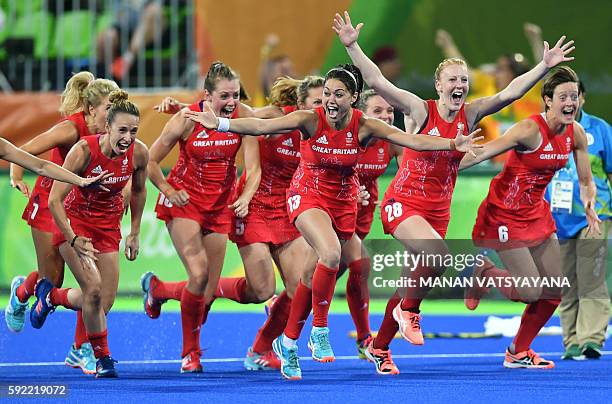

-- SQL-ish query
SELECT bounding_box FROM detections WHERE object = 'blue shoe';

[96,356,118,378]
[29,278,56,329]
[140,272,164,319]
[5,276,28,333]
[244,346,281,371]
[272,335,301,380]
[308,326,335,362]
[65,343,97,375]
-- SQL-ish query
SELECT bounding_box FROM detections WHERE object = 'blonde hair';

[59,71,119,116]
[434,58,467,81]
[106,90,140,124]
[269,75,324,107]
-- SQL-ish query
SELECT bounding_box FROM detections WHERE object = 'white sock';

[282,334,297,349]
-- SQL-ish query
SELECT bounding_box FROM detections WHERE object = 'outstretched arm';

[468,35,575,124]
[435,29,466,61]
[573,123,601,236]
[333,11,427,122]
[184,106,316,137]
[459,119,540,170]
[362,116,482,153]
[1,138,109,188]
[524,23,544,64]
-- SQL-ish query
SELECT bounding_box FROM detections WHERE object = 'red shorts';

[355,202,376,239]
[230,208,300,248]
[286,190,357,241]
[155,192,233,234]
[22,193,58,233]
[472,200,556,250]
[53,216,122,253]
[380,197,449,239]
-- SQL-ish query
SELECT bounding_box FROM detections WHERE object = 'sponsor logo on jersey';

[317,135,329,144]
[196,130,209,139]
[543,142,554,152]
[428,127,441,137]
[91,165,103,175]
[282,138,293,147]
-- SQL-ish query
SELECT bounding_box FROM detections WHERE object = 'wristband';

[450,139,456,151]
[70,235,79,247]
[217,117,230,132]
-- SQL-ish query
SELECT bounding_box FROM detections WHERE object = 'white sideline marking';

[1,351,610,367]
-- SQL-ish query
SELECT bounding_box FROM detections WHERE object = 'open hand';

[332,11,363,47]
[542,36,575,68]
[454,126,484,156]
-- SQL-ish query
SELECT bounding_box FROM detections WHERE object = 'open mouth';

[562,107,576,119]
[116,141,132,152]
[220,105,235,118]
[327,105,339,119]
[451,90,463,104]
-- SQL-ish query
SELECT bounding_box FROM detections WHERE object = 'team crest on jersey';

[196,131,209,139]
[566,136,572,151]
[92,165,104,175]
[346,131,353,144]
[317,134,329,145]
[378,147,385,161]
[543,142,554,152]
[428,127,441,136]
[282,138,294,147]
[121,155,129,174]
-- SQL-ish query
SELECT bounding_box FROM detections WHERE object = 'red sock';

[74,311,88,348]
[49,288,76,310]
[480,266,523,301]
[399,264,440,311]
[180,287,205,357]
[513,299,560,352]
[252,291,291,353]
[151,278,186,301]
[373,293,401,349]
[87,329,111,359]
[346,258,371,340]
[311,263,338,327]
[214,277,248,303]
[200,302,213,325]
[16,271,38,303]
[284,281,312,340]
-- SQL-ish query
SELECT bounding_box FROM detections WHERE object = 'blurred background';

[0,0,610,296]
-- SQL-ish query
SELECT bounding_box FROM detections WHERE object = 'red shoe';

[464,257,495,310]
[244,347,281,370]
[364,340,400,375]
[392,303,424,345]
[111,57,126,80]
[503,348,555,369]
[181,351,203,373]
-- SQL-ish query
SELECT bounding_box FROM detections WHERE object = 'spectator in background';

[256,34,296,106]
[435,23,544,161]
[546,80,612,361]
[96,0,166,81]
[371,46,405,130]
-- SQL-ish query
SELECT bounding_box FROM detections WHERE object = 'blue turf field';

[1,310,611,403]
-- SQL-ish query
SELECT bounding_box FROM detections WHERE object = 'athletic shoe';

[65,343,97,375]
[140,272,165,319]
[272,335,301,380]
[464,257,495,310]
[244,346,281,370]
[5,276,28,333]
[264,294,278,317]
[308,326,335,362]
[29,278,56,329]
[581,342,602,359]
[95,356,118,378]
[364,340,400,375]
[561,344,585,360]
[357,334,373,360]
[181,351,203,373]
[392,303,424,345]
[503,348,555,369]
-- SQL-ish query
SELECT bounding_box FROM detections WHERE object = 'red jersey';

[289,106,364,208]
[31,112,97,204]
[165,101,242,211]
[64,135,134,229]
[479,114,574,224]
[246,105,302,213]
[356,139,392,204]
[385,99,467,221]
